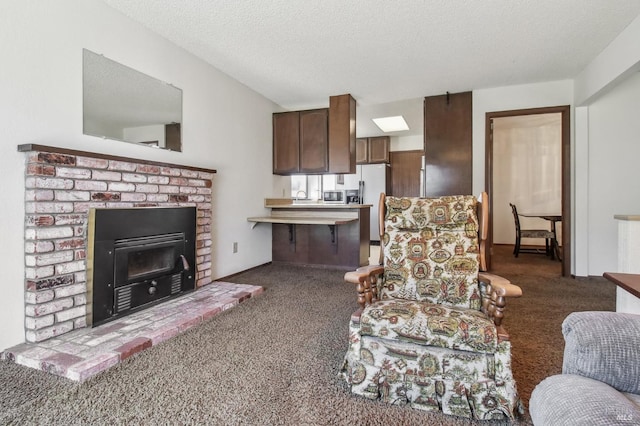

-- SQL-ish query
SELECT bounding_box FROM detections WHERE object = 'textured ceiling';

[101,0,640,136]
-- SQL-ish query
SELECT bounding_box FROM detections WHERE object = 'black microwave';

[323,190,345,203]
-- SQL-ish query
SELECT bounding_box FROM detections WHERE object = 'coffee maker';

[345,189,361,204]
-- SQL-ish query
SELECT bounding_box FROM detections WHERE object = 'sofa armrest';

[562,311,640,394]
[530,374,640,426]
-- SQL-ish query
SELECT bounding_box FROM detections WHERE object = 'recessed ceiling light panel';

[372,115,409,132]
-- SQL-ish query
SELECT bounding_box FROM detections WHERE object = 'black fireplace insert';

[88,207,196,326]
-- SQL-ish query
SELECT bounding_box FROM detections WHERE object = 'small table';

[603,273,640,314]
[603,272,640,299]
[519,213,562,261]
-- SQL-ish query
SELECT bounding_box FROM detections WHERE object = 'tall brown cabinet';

[328,94,356,174]
[423,91,472,196]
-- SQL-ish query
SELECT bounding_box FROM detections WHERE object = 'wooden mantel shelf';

[18,144,217,174]
[603,272,640,299]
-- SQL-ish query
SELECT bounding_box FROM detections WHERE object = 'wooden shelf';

[603,272,640,299]
[18,144,217,174]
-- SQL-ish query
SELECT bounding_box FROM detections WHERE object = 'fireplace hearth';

[89,207,196,326]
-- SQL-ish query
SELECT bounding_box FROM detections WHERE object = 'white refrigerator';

[341,164,389,242]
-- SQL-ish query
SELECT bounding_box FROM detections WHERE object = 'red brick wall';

[22,150,214,343]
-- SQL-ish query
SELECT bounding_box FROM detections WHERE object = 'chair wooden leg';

[514,236,520,257]
[552,238,562,261]
[551,221,561,261]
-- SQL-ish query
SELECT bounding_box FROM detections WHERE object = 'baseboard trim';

[215,262,272,282]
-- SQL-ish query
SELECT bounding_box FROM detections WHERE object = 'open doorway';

[486,106,571,277]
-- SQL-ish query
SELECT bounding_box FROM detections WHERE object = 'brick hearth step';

[1,282,263,382]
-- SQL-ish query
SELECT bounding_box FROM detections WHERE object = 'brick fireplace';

[18,144,216,343]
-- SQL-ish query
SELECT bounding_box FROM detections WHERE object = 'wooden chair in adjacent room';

[509,203,556,258]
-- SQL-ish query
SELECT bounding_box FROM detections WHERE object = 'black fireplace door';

[113,232,187,286]
[101,232,190,319]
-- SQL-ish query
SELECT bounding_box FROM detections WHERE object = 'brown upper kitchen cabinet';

[273,93,355,175]
[300,109,329,173]
[355,138,369,164]
[356,136,390,164]
[328,94,356,174]
[273,108,328,174]
[367,136,390,163]
[273,111,301,174]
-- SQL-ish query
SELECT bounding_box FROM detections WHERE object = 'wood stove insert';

[87,207,196,326]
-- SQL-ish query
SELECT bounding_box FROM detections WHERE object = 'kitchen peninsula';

[248,200,371,269]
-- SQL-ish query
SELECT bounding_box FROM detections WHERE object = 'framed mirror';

[83,49,183,151]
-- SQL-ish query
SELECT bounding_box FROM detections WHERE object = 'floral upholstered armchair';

[339,194,523,420]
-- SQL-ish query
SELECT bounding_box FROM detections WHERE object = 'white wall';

[574,14,640,106]
[0,0,285,351]
[473,14,640,278]
[472,80,574,271]
[573,13,640,276]
[472,80,574,196]
[585,72,640,275]
[390,134,423,152]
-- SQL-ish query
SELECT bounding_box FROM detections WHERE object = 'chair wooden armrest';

[344,265,385,308]
[478,272,522,328]
[478,272,522,297]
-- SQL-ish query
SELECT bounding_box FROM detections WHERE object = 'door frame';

[485,105,571,277]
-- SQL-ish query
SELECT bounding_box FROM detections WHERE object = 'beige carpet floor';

[0,245,616,425]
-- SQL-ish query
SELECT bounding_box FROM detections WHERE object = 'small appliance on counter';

[323,190,345,204]
[345,189,361,204]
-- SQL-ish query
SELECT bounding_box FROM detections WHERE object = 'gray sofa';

[530,311,640,425]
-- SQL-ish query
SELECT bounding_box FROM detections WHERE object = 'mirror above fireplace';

[82,49,183,151]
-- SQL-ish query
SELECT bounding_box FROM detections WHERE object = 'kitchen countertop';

[247,216,358,226]
[248,201,371,228]
[264,197,371,209]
